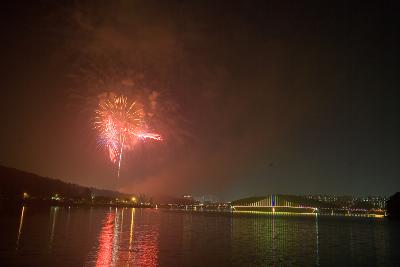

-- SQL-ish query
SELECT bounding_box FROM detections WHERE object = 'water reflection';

[127,208,135,264]
[91,208,159,267]
[96,211,115,266]
[129,208,135,250]
[111,208,120,264]
[125,209,159,266]
[315,214,320,266]
[15,206,25,249]
[5,207,397,266]
[48,206,59,250]
[231,214,320,266]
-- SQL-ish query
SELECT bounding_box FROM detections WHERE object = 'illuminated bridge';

[231,194,318,215]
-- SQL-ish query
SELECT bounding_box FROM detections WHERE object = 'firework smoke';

[94,94,162,179]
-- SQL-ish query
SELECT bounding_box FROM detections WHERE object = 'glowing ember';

[94,94,162,179]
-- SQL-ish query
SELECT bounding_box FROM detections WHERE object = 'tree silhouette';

[386,192,400,219]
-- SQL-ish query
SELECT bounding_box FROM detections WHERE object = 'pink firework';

[94,94,162,179]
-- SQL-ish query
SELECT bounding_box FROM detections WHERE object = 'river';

[0,206,399,266]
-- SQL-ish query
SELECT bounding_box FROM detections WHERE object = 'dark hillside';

[0,166,127,200]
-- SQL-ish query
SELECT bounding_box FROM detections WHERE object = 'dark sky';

[0,1,399,200]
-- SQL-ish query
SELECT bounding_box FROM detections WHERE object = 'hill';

[0,165,128,200]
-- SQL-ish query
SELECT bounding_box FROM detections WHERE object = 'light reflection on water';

[95,211,114,266]
[1,206,399,266]
[86,207,159,267]
[15,206,25,249]
[48,206,59,250]
[230,213,321,266]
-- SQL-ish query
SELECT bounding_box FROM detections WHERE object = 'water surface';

[0,206,399,266]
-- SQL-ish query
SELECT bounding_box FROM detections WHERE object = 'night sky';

[1,1,399,200]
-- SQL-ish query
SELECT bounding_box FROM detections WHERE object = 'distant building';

[193,195,218,204]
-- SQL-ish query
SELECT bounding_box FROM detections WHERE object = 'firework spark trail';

[134,132,162,140]
[116,134,125,179]
[94,94,162,179]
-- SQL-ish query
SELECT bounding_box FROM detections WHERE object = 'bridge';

[231,194,318,214]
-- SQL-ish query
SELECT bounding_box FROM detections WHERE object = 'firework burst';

[94,94,162,179]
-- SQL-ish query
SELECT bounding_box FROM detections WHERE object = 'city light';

[51,193,61,201]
